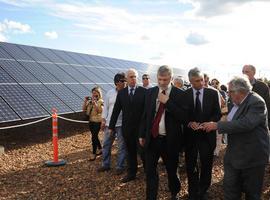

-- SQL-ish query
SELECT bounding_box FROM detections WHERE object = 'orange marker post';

[45,108,66,167]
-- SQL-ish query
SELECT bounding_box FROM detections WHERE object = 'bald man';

[242,64,270,125]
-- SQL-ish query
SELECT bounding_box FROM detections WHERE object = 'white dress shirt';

[192,87,204,111]
[102,88,122,127]
[156,85,172,136]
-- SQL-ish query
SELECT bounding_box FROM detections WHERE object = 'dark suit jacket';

[218,92,270,169]
[140,86,186,153]
[109,86,146,138]
[185,87,222,149]
[253,79,270,124]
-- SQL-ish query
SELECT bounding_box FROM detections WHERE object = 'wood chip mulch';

[0,128,269,200]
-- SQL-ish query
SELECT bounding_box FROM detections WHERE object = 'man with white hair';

[173,76,186,90]
[202,76,269,200]
[109,68,146,183]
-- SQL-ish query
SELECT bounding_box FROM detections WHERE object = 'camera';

[85,96,91,100]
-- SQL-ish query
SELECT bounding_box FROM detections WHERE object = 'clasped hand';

[189,122,217,132]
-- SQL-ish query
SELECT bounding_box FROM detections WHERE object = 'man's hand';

[200,122,218,132]
[139,138,145,147]
[158,92,169,104]
[188,122,201,130]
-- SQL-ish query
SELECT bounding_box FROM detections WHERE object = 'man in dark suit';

[109,68,146,183]
[242,64,270,125]
[184,68,221,200]
[139,65,186,200]
[202,76,269,200]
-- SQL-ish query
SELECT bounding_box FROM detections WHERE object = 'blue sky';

[1,0,270,83]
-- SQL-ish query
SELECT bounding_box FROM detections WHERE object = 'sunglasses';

[142,77,149,80]
[119,79,126,83]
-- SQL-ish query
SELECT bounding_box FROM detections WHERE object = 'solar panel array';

[1,42,183,123]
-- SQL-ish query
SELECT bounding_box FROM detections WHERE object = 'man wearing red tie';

[139,65,186,200]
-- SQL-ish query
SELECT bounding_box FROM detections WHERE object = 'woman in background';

[82,86,104,161]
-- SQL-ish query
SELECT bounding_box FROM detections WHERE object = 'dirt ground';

[0,124,269,200]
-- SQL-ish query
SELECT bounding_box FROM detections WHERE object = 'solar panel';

[22,84,73,114]
[0,84,49,119]
[38,62,77,83]
[18,61,59,83]
[0,42,33,61]
[52,49,80,65]
[0,46,14,59]
[91,55,112,68]
[35,47,65,63]
[0,66,17,83]
[99,84,114,93]
[0,41,177,124]
[64,84,90,99]
[67,52,90,65]
[57,64,91,83]
[0,60,40,83]
[45,84,83,112]
[72,65,106,83]
[18,44,51,62]
[78,54,101,67]
[0,96,21,123]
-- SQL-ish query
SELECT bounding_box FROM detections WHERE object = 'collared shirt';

[143,84,152,89]
[128,85,137,95]
[102,88,122,127]
[250,78,256,86]
[227,93,249,121]
[192,87,204,110]
[227,104,239,121]
[156,84,172,136]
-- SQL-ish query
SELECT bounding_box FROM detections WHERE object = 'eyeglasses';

[129,75,136,78]
[142,77,149,80]
[119,79,126,83]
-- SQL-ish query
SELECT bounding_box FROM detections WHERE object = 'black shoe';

[115,168,125,175]
[121,175,136,183]
[97,166,110,172]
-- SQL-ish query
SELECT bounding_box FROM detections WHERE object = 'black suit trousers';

[123,133,144,177]
[145,136,180,200]
[185,133,215,198]
[224,162,266,200]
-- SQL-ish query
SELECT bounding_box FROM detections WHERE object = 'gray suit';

[217,92,269,200]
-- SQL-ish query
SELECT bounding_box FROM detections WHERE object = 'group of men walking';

[96,65,270,200]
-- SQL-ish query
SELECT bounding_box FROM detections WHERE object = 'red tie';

[151,90,166,138]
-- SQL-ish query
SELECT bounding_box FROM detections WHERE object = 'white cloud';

[0,0,52,7]
[140,35,150,41]
[0,33,7,42]
[186,32,208,45]
[44,31,58,39]
[150,52,165,60]
[1,19,31,34]
[0,19,32,41]
[179,0,270,17]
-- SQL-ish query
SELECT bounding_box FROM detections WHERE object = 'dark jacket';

[109,86,146,138]
[218,92,270,169]
[184,87,222,149]
[252,79,270,124]
[140,86,186,153]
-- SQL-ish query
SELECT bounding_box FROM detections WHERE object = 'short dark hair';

[142,74,149,78]
[114,72,126,85]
